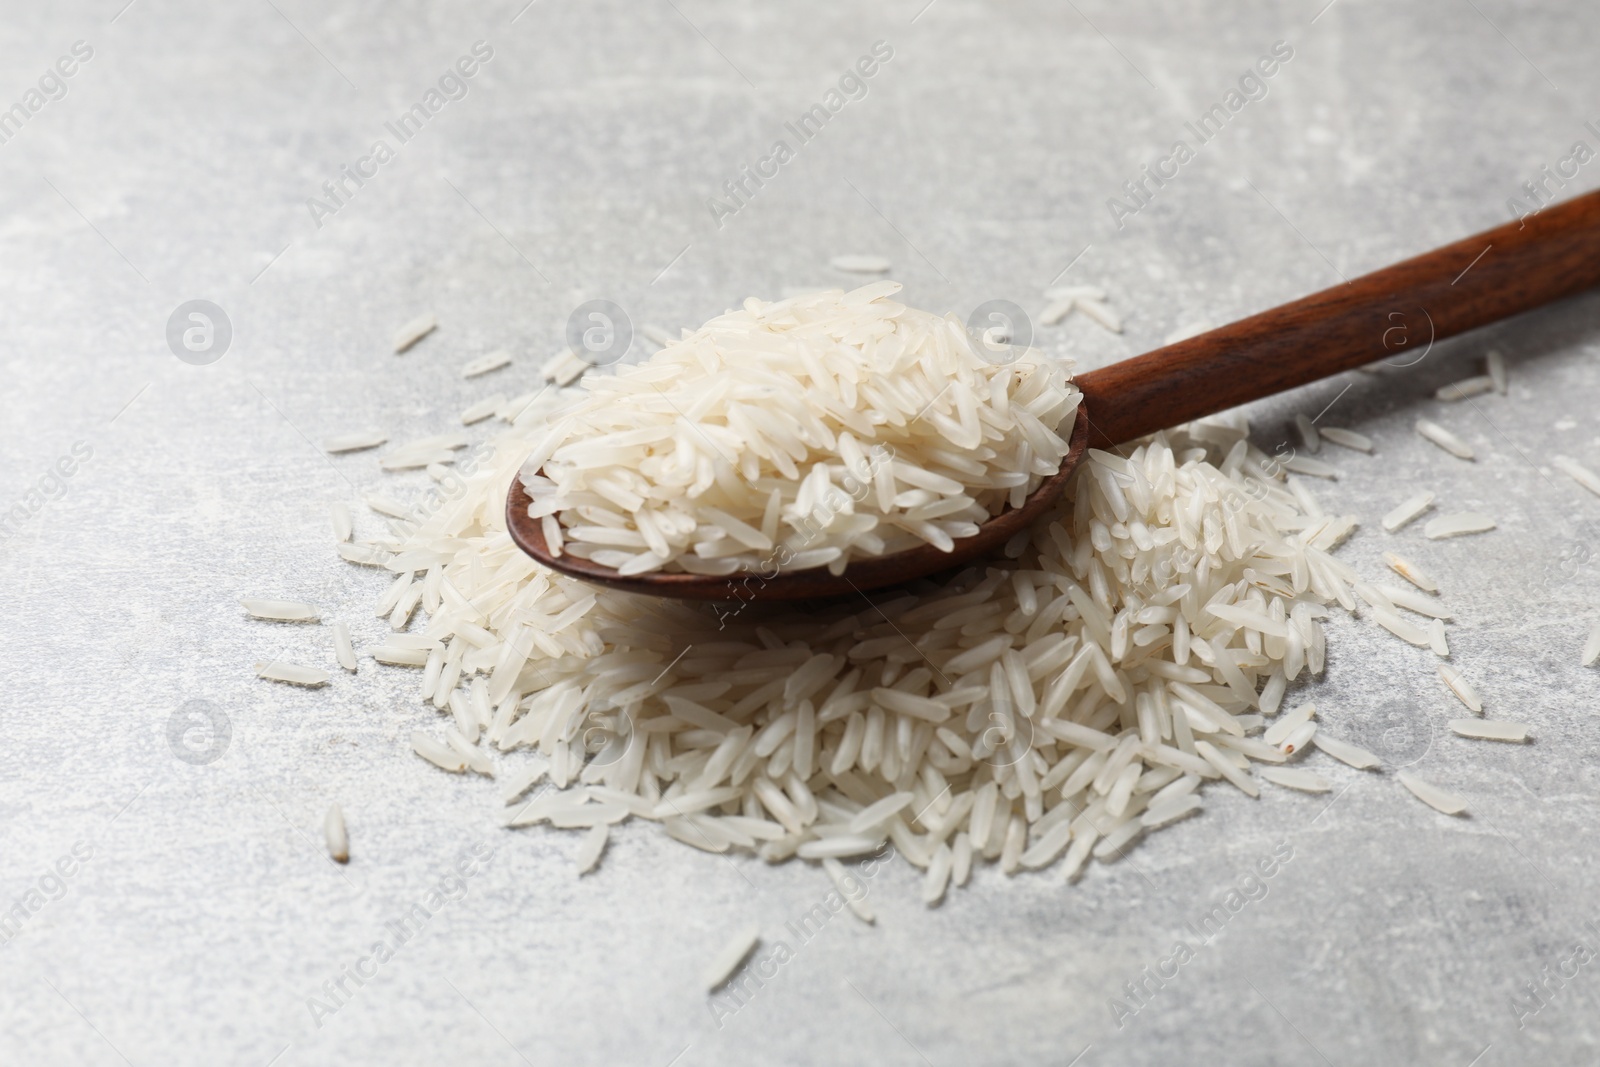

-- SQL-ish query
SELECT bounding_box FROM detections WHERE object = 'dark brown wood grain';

[1074,189,1600,448]
[508,188,1600,600]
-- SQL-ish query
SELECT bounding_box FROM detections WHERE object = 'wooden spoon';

[508,189,1600,601]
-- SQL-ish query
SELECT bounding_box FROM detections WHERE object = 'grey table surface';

[3,1,1600,1064]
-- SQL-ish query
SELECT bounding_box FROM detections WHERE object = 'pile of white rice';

[517,283,1081,576]
[341,406,1373,901]
[283,292,1561,907]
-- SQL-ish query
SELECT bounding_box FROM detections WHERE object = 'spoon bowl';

[506,407,1091,601]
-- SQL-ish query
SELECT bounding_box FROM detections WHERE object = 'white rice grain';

[1553,457,1600,499]
[1040,298,1075,325]
[1449,719,1528,742]
[575,823,609,875]
[1424,513,1496,539]
[1258,766,1332,793]
[703,925,761,991]
[331,502,353,543]
[1314,733,1381,770]
[821,858,876,923]
[1319,426,1373,453]
[922,843,953,905]
[1486,349,1507,394]
[1435,376,1494,401]
[323,430,388,454]
[462,350,512,378]
[241,598,319,622]
[461,394,506,425]
[1382,491,1435,532]
[1436,664,1481,713]
[1284,455,1341,480]
[412,731,467,772]
[1415,419,1474,460]
[848,792,915,834]
[393,313,437,353]
[333,621,357,672]
[1383,552,1438,593]
[254,660,330,687]
[1293,414,1321,453]
[1397,772,1468,815]
[325,804,349,863]
[1075,299,1122,333]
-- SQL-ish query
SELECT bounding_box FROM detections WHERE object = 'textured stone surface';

[1,1,1598,1064]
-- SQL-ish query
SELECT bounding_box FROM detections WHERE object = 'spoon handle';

[1073,188,1600,449]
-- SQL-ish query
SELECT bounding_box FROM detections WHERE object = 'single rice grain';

[333,621,357,672]
[1415,419,1474,460]
[254,660,331,687]
[1424,513,1495,539]
[1382,492,1435,532]
[241,598,319,622]
[1449,719,1527,742]
[1397,771,1468,815]
[703,925,761,991]
[393,314,437,353]
[325,804,349,863]
[462,350,512,378]
[1553,457,1600,499]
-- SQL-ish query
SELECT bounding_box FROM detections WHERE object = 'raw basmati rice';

[463,350,512,378]
[1424,513,1495,539]
[520,283,1081,575]
[1428,618,1450,658]
[704,925,761,990]
[1313,733,1380,770]
[1258,766,1332,793]
[1293,414,1320,453]
[255,660,330,687]
[1383,552,1437,593]
[1397,771,1468,815]
[333,621,357,672]
[1318,426,1373,453]
[1449,719,1527,742]
[324,430,388,454]
[241,598,319,622]
[1553,457,1600,498]
[325,804,348,863]
[1437,663,1481,713]
[575,823,609,874]
[1435,376,1494,401]
[1075,299,1122,333]
[1040,299,1075,325]
[1375,583,1450,619]
[331,502,353,543]
[1382,491,1435,532]
[541,350,588,386]
[822,857,876,922]
[461,394,506,426]
[320,287,1510,906]
[1263,703,1316,747]
[393,313,437,353]
[923,842,953,904]
[1486,350,1507,394]
[1415,419,1474,460]
[1283,455,1340,480]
